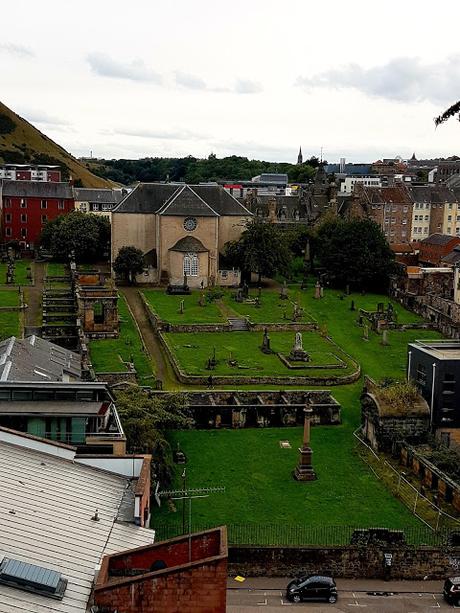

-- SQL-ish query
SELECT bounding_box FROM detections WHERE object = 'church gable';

[158,185,218,217]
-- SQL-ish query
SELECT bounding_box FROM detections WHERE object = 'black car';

[286,575,338,604]
[444,576,460,605]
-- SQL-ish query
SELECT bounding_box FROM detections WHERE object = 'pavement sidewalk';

[227,576,443,594]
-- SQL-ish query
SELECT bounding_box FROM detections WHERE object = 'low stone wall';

[228,545,460,579]
[249,322,318,332]
[95,371,138,386]
[158,331,361,386]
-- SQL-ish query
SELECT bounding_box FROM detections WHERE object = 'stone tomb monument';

[289,332,310,362]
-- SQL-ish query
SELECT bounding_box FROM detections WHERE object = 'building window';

[41,215,47,223]
[391,217,396,224]
[424,227,428,233]
[403,206,408,213]
[5,213,11,223]
[20,213,27,223]
[4,198,11,208]
[448,227,452,233]
[20,199,26,208]
[402,230,407,237]
[41,200,47,209]
[5,228,11,237]
[92,203,100,211]
[183,252,198,277]
[402,218,407,224]
[58,200,65,210]
[20,228,27,238]
[424,215,429,221]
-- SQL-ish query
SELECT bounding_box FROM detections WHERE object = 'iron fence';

[154,522,457,547]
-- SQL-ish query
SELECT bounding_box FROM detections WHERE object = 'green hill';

[0,101,111,188]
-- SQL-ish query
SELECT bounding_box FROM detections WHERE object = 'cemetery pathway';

[24,261,45,329]
[120,287,182,390]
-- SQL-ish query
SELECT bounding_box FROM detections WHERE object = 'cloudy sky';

[2,0,460,163]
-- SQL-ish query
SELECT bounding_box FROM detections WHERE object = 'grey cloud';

[109,127,207,141]
[234,79,263,94]
[87,52,162,83]
[0,43,34,58]
[175,71,207,90]
[296,55,460,104]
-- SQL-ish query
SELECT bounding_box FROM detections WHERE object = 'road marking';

[257,599,267,606]
[280,598,293,606]
[431,592,441,608]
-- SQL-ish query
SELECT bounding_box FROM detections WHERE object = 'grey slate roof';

[0,401,104,415]
[170,236,209,252]
[73,188,124,204]
[0,180,73,199]
[0,435,154,613]
[113,182,252,217]
[0,336,81,382]
[442,246,460,265]
[158,185,218,217]
[421,233,459,246]
[408,185,456,204]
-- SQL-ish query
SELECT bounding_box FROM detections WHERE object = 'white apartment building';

[339,176,381,194]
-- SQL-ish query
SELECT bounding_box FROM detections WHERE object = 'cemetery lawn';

[90,295,154,384]
[0,260,33,286]
[222,290,316,324]
[0,290,21,341]
[0,290,20,307]
[142,290,225,324]
[163,330,357,378]
[155,384,420,531]
[45,262,68,277]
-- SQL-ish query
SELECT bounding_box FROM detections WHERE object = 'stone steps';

[228,318,249,331]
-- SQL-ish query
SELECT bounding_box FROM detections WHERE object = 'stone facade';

[75,271,119,338]
[361,377,430,452]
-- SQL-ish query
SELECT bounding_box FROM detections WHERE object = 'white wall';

[76,456,144,477]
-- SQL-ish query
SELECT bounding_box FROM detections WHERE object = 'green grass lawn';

[0,260,33,286]
[0,290,20,307]
[223,288,316,323]
[163,330,356,378]
[90,295,154,384]
[154,384,421,533]
[45,262,68,277]
[143,289,225,324]
[152,284,444,536]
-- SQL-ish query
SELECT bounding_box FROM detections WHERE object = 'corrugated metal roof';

[0,439,154,612]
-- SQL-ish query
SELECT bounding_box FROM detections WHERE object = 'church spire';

[297,146,303,165]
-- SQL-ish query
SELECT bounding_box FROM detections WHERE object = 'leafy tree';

[113,246,145,283]
[224,219,292,283]
[115,387,192,484]
[39,211,110,262]
[316,218,395,290]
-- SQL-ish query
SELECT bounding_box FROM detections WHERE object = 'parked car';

[444,576,460,606]
[286,575,338,603]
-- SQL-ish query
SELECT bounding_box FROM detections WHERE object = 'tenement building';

[111,183,252,287]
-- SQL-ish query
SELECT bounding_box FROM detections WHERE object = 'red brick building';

[0,180,74,248]
[418,233,460,266]
[94,527,228,613]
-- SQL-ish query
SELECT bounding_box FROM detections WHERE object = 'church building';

[111,183,252,287]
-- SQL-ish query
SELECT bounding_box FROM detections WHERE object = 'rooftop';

[0,181,73,199]
[0,336,81,382]
[73,188,124,204]
[409,339,460,360]
[421,233,460,246]
[0,429,154,612]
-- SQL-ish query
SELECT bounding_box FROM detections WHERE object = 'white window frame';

[183,252,198,277]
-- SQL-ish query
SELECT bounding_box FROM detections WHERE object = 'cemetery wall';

[96,371,138,386]
[228,545,460,579]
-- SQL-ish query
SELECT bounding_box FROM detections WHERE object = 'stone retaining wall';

[95,371,138,386]
[228,545,460,579]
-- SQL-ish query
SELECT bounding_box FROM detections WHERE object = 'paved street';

[227,578,456,612]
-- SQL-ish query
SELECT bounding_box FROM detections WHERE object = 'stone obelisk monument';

[293,407,317,481]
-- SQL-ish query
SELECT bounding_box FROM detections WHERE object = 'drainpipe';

[407,351,412,382]
[430,362,436,429]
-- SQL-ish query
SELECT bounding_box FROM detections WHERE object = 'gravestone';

[235,288,243,303]
[350,300,355,311]
[320,286,324,298]
[242,282,249,299]
[260,328,272,354]
[301,277,308,290]
[381,329,389,346]
[314,280,321,299]
[363,323,369,341]
[289,332,310,362]
[280,281,288,300]
[179,299,184,314]
[198,293,206,307]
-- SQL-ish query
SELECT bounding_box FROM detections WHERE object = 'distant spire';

[411,152,417,161]
[297,146,303,165]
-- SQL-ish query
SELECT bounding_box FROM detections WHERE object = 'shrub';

[0,113,16,135]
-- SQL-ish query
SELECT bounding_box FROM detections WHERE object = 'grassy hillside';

[0,101,111,188]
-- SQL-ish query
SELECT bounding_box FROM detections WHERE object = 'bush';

[378,380,419,413]
[206,287,225,303]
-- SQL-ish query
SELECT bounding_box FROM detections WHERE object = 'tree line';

[89,153,321,185]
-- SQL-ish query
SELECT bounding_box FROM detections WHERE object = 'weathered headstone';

[289,332,310,362]
[350,300,355,311]
[381,329,389,346]
[320,286,324,298]
[280,281,288,300]
[179,299,184,314]
[242,282,249,299]
[260,327,272,354]
[363,323,369,341]
[198,293,206,307]
[315,280,321,299]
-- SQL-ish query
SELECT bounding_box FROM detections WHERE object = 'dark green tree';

[224,219,292,283]
[435,101,460,126]
[316,218,395,290]
[39,211,110,262]
[115,387,192,484]
[113,245,145,283]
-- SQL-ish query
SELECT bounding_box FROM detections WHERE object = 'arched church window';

[183,252,198,277]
